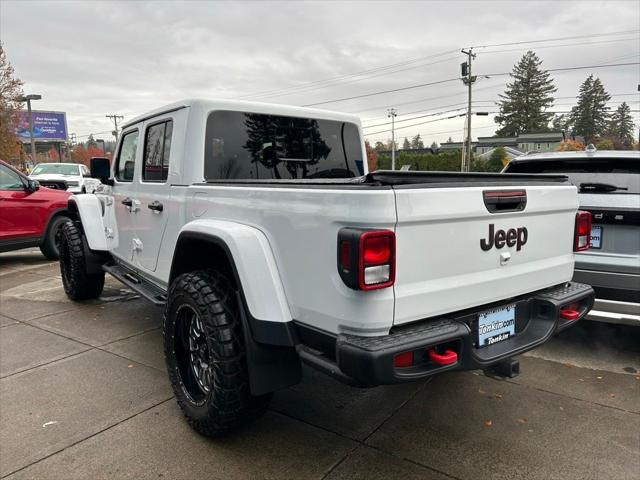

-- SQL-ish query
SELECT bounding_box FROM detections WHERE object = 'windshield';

[31,163,80,176]
[504,157,640,194]
[204,111,364,180]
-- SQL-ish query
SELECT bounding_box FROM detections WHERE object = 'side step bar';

[103,264,167,306]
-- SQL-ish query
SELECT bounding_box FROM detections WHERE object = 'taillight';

[338,228,395,291]
[574,211,592,252]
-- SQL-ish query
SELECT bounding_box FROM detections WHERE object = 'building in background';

[440,132,568,155]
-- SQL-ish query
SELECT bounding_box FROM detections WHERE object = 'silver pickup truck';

[504,148,640,326]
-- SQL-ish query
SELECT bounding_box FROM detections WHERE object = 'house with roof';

[440,132,567,155]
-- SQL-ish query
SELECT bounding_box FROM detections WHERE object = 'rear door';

[393,183,578,326]
[134,111,179,272]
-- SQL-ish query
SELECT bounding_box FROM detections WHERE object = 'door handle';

[121,197,133,207]
[148,201,163,212]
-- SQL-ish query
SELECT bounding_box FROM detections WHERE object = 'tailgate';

[393,184,578,326]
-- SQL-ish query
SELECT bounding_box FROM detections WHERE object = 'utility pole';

[106,114,124,141]
[387,108,397,170]
[461,48,476,172]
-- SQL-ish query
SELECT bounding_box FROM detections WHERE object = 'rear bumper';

[303,282,594,386]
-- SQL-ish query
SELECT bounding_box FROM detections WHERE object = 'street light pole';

[388,108,397,170]
[18,94,42,163]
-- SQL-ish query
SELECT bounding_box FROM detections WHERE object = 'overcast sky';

[2,0,639,145]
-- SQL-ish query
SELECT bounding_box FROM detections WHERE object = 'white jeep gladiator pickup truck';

[58,99,595,436]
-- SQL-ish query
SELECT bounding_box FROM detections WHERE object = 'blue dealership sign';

[17,110,68,142]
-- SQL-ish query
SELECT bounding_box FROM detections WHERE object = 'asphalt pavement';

[1,249,638,480]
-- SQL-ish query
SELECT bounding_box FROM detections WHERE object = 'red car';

[0,159,72,259]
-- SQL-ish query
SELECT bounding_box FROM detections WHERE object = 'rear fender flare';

[173,219,293,330]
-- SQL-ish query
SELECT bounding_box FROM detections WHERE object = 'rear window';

[204,111,364,180]
[504,157,640,194]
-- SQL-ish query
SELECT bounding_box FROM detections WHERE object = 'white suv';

[30,162,101,194]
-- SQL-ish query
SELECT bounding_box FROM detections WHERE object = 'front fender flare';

[68,195,110,251]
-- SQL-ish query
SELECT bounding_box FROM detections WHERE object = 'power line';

[355,83,504,116]
[302,77,460,107]
[472,29,640,49]
[366,124,497,140]
[481,61,640,77]
[365,113,468,136]
[363,107,468,129]
[240,30,638,101]
[305,61,639,108]
[241,54,462,100]
[236,48,460,100]
[479,36,640,56]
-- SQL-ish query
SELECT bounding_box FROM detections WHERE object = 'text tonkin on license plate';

[477,305,515,347]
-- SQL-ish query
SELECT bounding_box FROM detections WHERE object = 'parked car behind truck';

[57,99,594,436]
[29,162,101,194]
[504,148,639,326]
[0,159,72,259]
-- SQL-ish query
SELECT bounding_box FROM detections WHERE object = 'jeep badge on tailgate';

[480,224,528,251]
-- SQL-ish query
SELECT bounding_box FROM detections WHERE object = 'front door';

[111,128,141,263]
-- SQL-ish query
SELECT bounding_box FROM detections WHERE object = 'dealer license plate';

[590,225,602,249]
[478,305,515,347]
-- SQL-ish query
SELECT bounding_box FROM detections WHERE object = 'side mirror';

[90,157,113,185]
[26,179,40,193]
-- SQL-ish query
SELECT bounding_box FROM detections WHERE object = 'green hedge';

[375,150,502,172]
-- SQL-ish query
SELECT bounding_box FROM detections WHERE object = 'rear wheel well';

[169,235,237,289]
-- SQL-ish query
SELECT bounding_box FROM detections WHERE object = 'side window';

[115,130,139,182]
[81,165,90,176]
[0,164,25,191]
[143,120,173,182]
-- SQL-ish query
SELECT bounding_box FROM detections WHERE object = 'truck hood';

[30,173,80,181]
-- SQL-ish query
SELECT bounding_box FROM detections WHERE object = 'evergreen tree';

[374,141,386,152]
[608,102,634,146]
[567,75,611,143]
[402,137,411,150]
[411,134,424,149]
[552,114,568,131]
[495,51,556,136]
[430,141,438,149]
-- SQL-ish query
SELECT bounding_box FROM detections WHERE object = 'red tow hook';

[560,309,580,321]
[428,349,458,366]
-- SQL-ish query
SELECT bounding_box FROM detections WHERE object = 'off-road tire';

[164,270,271,437]
[58,221,105,300]
[40,215,70,260]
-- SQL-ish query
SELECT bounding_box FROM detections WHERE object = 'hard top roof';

[121,98,361,130]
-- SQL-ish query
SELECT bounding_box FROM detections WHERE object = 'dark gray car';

[503,148,639,326]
